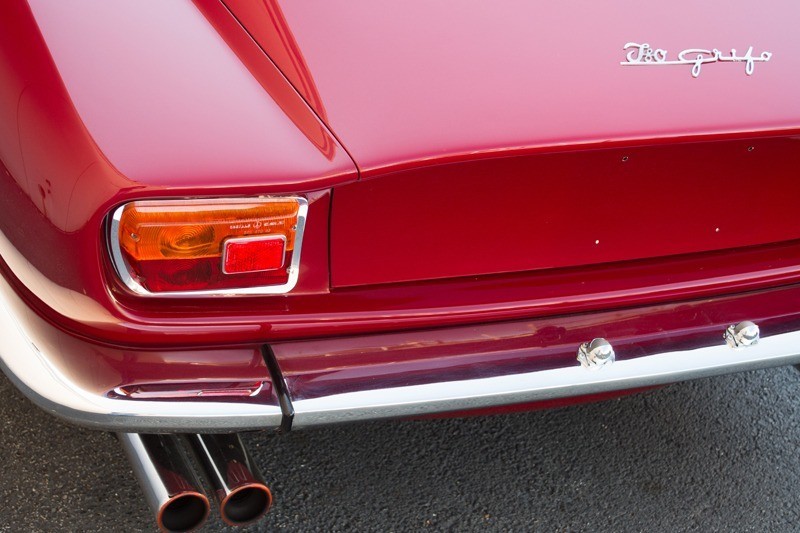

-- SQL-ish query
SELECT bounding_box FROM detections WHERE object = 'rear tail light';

[108,197,307,295]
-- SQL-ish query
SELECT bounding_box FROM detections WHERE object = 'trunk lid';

[226,0,799,173]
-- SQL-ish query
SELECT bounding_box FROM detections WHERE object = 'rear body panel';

[225,1,800,287]
[272,281,800,408]
[0,0,799,429]
[332,135,800,286]
[230,0,800,174]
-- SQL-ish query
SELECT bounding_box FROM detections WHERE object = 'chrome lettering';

[621,43,772,77]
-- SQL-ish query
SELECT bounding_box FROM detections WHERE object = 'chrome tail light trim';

[107,196,308,297]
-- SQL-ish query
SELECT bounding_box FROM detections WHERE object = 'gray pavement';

[0,367,798,532]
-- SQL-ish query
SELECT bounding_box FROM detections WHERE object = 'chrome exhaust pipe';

[189,433,272,527]
[118,433,210,532]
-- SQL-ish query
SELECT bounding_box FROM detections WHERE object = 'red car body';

[1,1,800,525]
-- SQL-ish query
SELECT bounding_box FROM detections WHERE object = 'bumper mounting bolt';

[577,338,615,369]
[724,320,760,348]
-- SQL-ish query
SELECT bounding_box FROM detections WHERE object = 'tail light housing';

[108,197,308,296]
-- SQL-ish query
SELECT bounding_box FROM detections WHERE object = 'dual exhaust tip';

[119,433,271,531]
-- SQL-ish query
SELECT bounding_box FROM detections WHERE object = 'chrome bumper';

[2,272,800,432]
[290,329,800,427]
[0,277,283,432]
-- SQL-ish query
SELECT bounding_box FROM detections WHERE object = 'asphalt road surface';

[0,367,798,532]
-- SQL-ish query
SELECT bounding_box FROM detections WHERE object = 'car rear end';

[2,0,800,529]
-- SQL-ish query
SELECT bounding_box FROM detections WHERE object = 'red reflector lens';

[223,236,286,274]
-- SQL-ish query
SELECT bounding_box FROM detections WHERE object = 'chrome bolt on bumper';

[724,321,760,349]
[577,338,615,369]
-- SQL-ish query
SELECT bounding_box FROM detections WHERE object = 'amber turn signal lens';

[111,197,306,294]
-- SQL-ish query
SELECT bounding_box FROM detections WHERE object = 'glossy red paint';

[0,272,278,406]
[271,283,800,402]
[1,0,800,418]
[331,135,800,286]
[221,0,332,130]
[0,0,341,343]
[247,1,800,176]
[6,202,800,349]
[6,219,800,348]
[104,237,800,347]
[25,0,354,187]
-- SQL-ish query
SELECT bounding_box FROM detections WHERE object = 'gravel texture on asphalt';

[0,367,798,532]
